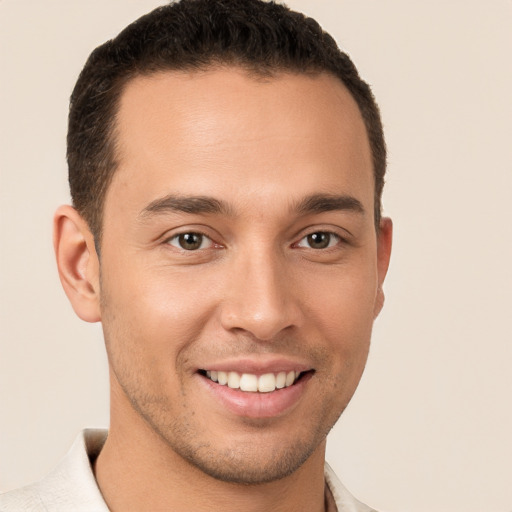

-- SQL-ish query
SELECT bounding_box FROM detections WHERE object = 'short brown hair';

[67,0,386,240]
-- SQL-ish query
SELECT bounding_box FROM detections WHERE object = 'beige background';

[1,1,511,511]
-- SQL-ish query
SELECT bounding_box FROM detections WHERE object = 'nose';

[219,247,302,341]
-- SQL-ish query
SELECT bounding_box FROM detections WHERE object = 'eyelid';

[166,232,214,250]
[295,231,342,249]
[292,223,351,245]
[161,226,223,251]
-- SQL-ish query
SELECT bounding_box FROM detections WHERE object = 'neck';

[94,382,328,512]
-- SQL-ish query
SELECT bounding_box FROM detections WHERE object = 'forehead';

[109,68,373,216]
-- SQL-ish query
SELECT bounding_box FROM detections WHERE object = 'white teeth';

[258,373,276,393]
[227,371,240,389]
[276,371,286,389]
[205,370,300,392]
[239,373,258,392]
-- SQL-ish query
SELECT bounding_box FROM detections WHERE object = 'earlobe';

[374,217,393,318]
[53,205,101,323]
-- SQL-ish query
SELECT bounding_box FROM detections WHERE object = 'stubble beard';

[105,340,348,485]
[99,279,359,486]
[112,365,344,485]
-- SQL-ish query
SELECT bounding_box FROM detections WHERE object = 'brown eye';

[168,232,211,251]
[297,232,339,250]
[307,232,330,249]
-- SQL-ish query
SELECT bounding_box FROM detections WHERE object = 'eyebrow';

[294,193,365,216]
[138,192,364,220]
[139,194,233,219]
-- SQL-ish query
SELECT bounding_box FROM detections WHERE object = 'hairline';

[92,63,380,249]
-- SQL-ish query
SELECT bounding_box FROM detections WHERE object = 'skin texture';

[54,68,392,512]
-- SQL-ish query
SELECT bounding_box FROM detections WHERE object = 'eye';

[167,232,214,251]
[296,231,340,250]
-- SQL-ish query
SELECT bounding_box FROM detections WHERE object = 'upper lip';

[197,357,313,375]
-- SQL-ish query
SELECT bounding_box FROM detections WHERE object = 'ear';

[53,205,101,322]
[374,217,393,318]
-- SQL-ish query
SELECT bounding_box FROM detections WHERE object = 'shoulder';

[324,462,379,512]
[0,482,50,512]
[0,429,108,512]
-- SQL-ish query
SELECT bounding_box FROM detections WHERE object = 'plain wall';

[1,1,511,511]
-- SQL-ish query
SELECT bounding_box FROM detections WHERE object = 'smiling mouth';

[198,369,311,393]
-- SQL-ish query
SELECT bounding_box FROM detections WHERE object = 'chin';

[174,440,319,485]
[144,406,337,486]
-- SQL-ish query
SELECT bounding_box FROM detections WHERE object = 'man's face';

[98,68,390,484]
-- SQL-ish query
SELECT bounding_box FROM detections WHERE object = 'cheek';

[301,263,378,383]
[99,260,219,380]
[303,262,378,334]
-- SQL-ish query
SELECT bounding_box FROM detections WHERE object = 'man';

[0,0,391,510]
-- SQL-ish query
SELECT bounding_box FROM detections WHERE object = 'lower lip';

[200,373,312,419]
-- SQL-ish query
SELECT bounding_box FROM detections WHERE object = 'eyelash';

[295,231,342,250]
[164,230,344,252]
[165,232,217,251]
